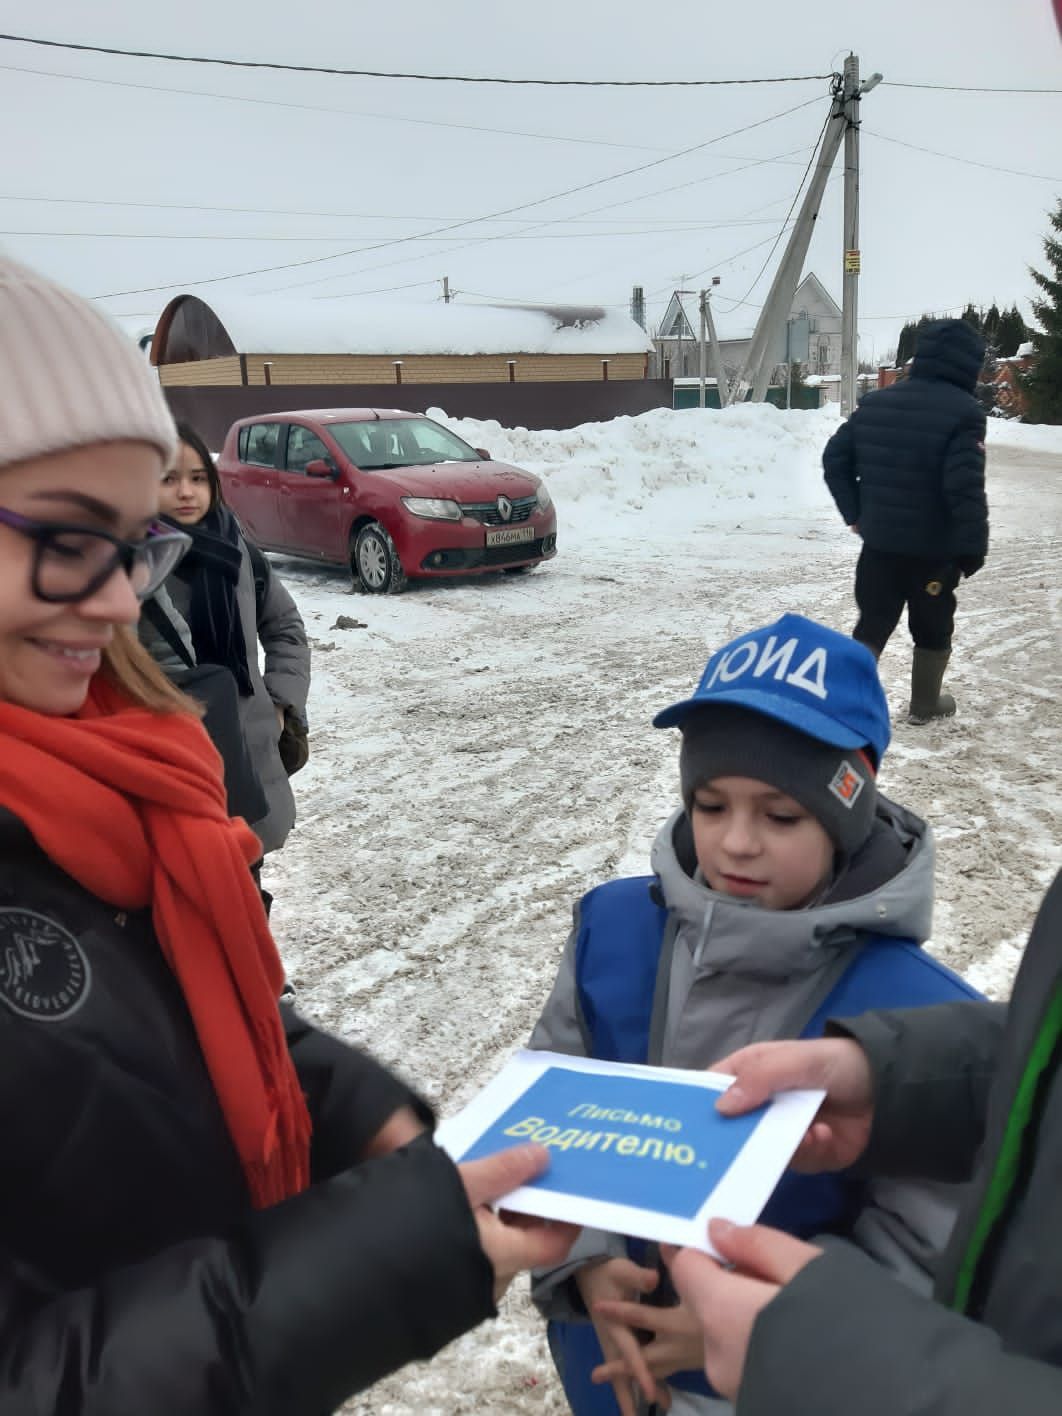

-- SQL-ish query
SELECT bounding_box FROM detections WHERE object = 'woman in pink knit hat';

[0,255,575,1415]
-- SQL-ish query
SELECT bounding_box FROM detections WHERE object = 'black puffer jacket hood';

[910,319,986,393]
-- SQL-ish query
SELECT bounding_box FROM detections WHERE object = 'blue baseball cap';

[653,614,891,766]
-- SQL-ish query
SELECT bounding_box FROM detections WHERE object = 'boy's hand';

[590,1294,704,1400]
[575,1258,663,1416]
[665,1221,822,1400]
[712,1038,875,1172]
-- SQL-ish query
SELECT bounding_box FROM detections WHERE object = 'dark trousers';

[853,546,959,654]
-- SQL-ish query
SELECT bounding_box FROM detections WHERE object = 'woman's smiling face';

[0,441,163,715]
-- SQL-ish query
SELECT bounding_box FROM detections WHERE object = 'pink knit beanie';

[0,256,177,471]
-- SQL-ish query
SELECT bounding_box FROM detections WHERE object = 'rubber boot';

[908,648,957,725]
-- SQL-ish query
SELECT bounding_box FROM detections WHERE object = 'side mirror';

[305,458,337,479]
[475,447,491,461]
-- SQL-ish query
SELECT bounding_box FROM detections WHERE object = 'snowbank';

[423,403,1062,540]
[985,419,1062,455]
[428,403,844,538]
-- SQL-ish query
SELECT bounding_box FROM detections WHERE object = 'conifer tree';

[1023,200,1062,424]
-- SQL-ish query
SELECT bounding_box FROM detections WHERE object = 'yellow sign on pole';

[844,249,861,273]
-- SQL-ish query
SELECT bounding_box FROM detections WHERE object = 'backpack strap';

[142,596,195,670]
[244,538,270,621]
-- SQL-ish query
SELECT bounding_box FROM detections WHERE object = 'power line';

[331,160,825,306]
[92,94,826,298]
[864,128,1061,182]
[0,34,832,86]
[0,157,815,224]
[884,80,1062,94]
[0,61,665,153]
[275,146,820,297]
[272,149,822,297]
[4,221,788,242]
[719,105,834,310]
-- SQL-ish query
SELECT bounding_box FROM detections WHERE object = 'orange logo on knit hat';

[828,761,865,809]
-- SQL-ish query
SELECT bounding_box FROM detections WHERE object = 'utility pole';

[737,60,880,406]
[698,279,725,408]
[699,293,707,408]
[840,57,881,416]
[442,275,451,304]
[743,91,846,404]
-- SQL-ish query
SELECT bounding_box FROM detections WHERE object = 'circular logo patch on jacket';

[0,909,91,1021]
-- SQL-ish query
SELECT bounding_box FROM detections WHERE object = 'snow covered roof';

[1015,340,1034,358]
[152,293,653,360]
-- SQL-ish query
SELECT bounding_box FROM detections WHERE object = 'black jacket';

[738,870,1062,1416]
[822,319,989,561]
[0,807,493,1414]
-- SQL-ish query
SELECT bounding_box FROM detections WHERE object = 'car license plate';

[485,525,535,547]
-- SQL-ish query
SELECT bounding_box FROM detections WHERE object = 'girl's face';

[159,440,212,525]
[690,775,834,911]
[0,441,163,715]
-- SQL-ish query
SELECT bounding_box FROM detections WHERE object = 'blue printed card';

[436,1051,824,1255]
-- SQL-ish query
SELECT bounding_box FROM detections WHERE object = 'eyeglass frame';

[0,505,192,604]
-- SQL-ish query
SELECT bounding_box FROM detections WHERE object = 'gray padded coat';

[140,541,309,853]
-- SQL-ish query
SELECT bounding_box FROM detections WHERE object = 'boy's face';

[690,775,834,911]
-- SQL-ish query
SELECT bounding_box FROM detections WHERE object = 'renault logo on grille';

[496,495,513,522]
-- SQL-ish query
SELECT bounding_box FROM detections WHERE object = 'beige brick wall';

[159,357,243,387]
[160,352,647,386]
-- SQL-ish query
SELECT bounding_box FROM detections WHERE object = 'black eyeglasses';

[0,506,191,604]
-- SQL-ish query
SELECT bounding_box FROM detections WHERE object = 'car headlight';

[535,480,553,512]
[402,496,463,521]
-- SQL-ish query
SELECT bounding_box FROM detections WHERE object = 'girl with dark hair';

[142,421,310,853]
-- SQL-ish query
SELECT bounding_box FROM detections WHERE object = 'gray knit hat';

[0,256,177,471]
[679,704,878,861]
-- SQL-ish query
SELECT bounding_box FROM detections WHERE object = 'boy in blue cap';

[529,613,980,1416]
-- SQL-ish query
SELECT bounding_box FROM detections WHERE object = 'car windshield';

[328,417,482,471]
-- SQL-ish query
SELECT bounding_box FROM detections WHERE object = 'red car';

[216,408,557,593]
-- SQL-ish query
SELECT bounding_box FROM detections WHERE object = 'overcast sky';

[1,0,1059,359]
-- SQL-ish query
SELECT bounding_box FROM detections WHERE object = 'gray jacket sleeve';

[528,916,628,1320]
[738,1241,1062,1416]
[256,562,310,724]
[846,1176,963,1297]
[830,1000,1006,1182]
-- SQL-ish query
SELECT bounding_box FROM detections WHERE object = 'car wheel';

[352,521,407,594]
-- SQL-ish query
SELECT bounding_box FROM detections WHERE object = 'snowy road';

[260,409,1062,1415]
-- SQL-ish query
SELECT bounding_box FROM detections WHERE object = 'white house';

[653,274,843,383]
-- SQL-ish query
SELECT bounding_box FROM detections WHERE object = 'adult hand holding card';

[437,1050,824,1255]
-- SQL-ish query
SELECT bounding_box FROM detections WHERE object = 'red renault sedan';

[216,408,557,593]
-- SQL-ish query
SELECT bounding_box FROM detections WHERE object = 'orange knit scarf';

[0,677,311,1207]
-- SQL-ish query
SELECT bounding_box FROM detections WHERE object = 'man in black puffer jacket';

[822,318,988,723]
